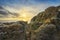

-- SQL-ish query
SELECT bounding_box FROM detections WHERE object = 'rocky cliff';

[30,6,60,40]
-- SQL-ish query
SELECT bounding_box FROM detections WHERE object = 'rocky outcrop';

[30,6,60,40]
[0,21,27,40]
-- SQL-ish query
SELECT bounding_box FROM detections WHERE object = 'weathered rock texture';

[30,6,60,40]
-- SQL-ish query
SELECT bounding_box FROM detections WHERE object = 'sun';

[17,7,33,22]
[0,6,34,22]
[18,13,31,21]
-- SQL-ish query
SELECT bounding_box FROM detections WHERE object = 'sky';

[0,0,60,22]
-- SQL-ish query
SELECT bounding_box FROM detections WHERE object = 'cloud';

[0,2,59,21]
[0,6,4,9]
[0,6,9,17]
[0,6,19,18]
[0,3,49,21]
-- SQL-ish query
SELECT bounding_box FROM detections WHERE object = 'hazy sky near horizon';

[0,0,60,22]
